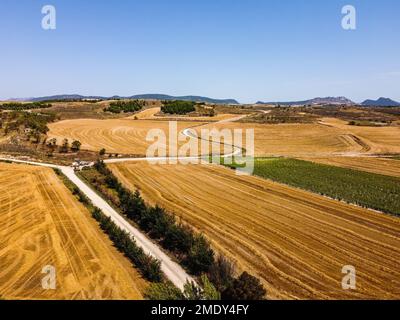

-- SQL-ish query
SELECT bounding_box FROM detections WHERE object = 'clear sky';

[1,0,399,103]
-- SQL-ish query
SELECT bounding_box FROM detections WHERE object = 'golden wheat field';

[109,162,400,300]
[319,118,400,155]
[0,163,147,300]
[48,118,207,156]
[301,157,400,178]
[194,121,366,157]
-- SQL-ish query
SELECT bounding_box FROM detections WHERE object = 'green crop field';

[224,158,400,216]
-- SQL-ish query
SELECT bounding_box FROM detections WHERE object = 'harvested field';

[302,156,400,178]
[319,118,400,155]
[109,162,400,300]
[48,118,206,156]
[0,163,147,300]
[196,122,364,157]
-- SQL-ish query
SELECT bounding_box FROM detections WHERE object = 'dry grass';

[109,162,400,300]
[0,163,147,300]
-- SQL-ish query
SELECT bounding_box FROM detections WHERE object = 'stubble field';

[48,118,206,156]
[109,161,400,300]
[0,163,147,300]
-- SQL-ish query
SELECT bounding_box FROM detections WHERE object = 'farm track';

[109,162,400,300]
[0,163,147,300]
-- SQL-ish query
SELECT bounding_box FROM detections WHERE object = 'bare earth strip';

[301,157,400,178]
[109,162,400,300]
[0,163,147,300]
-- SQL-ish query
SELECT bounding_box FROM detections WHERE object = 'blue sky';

[1,0,399,103]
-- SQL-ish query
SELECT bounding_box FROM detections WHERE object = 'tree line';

[88,161,266,300]
[0,102,52,110]
[104,100,145,114]
[54,168,163,282]
[161,100,196,115]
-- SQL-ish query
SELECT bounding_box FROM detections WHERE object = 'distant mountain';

[361,97,400,107]
[129,94,238,104]
[16,94,239,105]
[256,96,355,106]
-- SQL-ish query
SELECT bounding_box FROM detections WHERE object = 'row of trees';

[104,100,145,114]
[54,168,163,282]
[0,102,52,111]
[91,208,163,282]
[90,161,266,300]
[45,138,81,153]
[93,160,214,275]
[161,100,196,115]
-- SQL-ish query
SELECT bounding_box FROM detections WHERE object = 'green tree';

[222,272,266,300]
[208,255,236,292]
[99,148,106,156]
[186,234,215,275]
[71,140,82,152]
[145,282,184,300]
[184,275,220,300]
[60,138,69,153]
